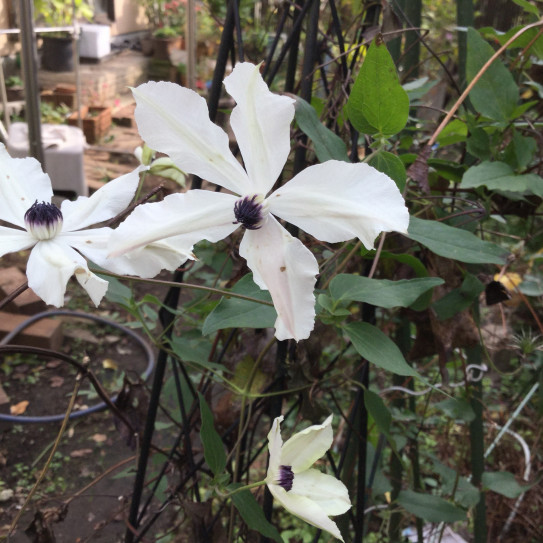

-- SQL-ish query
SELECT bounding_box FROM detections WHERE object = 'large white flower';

[0,144,187,307]
[109,62,409,340]
[266,415,350,541]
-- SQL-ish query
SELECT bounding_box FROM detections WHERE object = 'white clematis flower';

[266,415,350,541]
[109,62,409,340]
[0,144,188,307]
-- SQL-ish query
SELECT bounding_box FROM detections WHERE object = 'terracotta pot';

[68,106,112,144]
[152,36,183,60]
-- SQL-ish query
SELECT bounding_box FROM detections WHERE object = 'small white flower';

[109,62,409,340]
[266,415,351,542]
[0,144,187,306]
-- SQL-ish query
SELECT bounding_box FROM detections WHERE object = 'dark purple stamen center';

[233,195,264,230]
[24,200,63,227]
[278,465,294,492]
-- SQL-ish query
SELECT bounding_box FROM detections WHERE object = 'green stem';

[224,479,267,498]
[93,269,274,307]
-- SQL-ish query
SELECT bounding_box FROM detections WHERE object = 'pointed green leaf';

[368,151,406,191]
[346,36,409,137]
[466,28,519,122]
[408,217,508,265]
[461,161,543,197]
[365,389,392,439]
[330,274,443,308]
[435,398,476,422]
[345,322,419,377]
[397,490,467,522]
[202,274,276,335]
[294,97,349,162]
[230,487,283,543]
[198,392,227,477]
[482,471,531,498]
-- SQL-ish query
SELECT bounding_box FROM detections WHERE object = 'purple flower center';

[233,195,266,230]
[24,200,63,240]
[278,465,294,492]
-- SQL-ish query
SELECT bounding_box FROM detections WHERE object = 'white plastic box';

[79,24,111,59]
[7,123,87,196]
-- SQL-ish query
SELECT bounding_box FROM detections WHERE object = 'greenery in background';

[3,1,543,543]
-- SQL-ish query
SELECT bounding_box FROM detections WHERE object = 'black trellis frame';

[123,2,381,541]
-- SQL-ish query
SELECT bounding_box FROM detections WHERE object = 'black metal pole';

[19,0,44,165]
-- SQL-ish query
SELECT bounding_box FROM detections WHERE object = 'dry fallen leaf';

[10,400,29,415]
[102,358,118,371]
[91,433,107,443]
[70,449,93,458]
[49,376,64,388]
[46,360,62,369]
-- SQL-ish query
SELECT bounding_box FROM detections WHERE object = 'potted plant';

[67,104,112,143]
[33,0,93,72]
[148,0,186,59]
[5,75,24,101]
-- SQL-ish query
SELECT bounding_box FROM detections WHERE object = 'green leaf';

[397,490,467,522]
[408,217,508,265]
[230,488,283,543]
[202,274,277,335]
[344,322,419,377]
[198,393,227,477]
[482,471,531,498]
[367,151,406,191]
[294,97,349,162]
[330,274,444,308]
[466,28,519,122]
[461,161,543,197]
[436,119,468,146]
[432,459,480,508]
[346,36,409,137]
[503,130,537,170]
[435,398,476,422]
[432,274,484,320]
[364,389,392,439]
[467,127,491,161]
[512,0,540,16]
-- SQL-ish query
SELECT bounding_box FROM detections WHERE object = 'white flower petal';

[280,415,333,473]
[64,227,190,277]
[0,144,53,228]
[239,216,318,341]
[0,226,36,257]
[26,239,106,307]
[74,266,109,306]
[109,190,239,258]
[268,484,345,542]
[266,416,284,481]
[269,161,409,248]
[61,167,143,232]
[132,81,251,195]
[224,63,295,195]
[292,469,351,516]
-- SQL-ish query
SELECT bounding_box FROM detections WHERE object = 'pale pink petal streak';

[224,63,295,195]
[269,161,409,248]
[239,216,318,341]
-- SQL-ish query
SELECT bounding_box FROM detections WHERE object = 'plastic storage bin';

[7,122,87,196]
[79,24,111,59]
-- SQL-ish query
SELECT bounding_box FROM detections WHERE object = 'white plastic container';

[7,122,87,196]
[79,24,111,59]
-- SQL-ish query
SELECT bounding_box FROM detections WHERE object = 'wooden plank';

[0,311,63,351]
[0,266,46,315]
